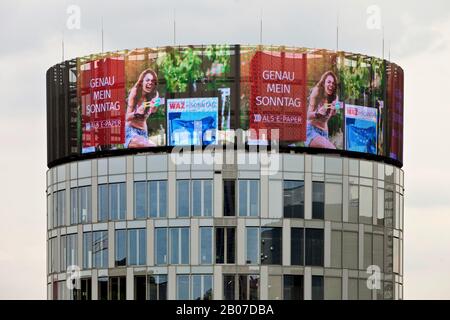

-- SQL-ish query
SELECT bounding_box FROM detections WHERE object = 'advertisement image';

[345,104,378,155]
[167,97,219,146]
[80,57,125,153]
[246,49,308,143]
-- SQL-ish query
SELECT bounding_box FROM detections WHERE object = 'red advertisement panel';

[80,57,125,150]
[249,51,307,142]
[387,64,404,162]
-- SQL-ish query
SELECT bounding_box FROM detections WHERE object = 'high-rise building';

[46,45,404,300]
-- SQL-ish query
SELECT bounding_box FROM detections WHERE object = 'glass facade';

[47,154,404,300]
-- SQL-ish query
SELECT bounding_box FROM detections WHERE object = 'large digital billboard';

[46,45,404,167]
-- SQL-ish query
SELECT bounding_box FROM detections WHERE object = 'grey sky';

[0,0,449,299]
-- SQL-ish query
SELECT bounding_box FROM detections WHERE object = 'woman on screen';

[125,69,160,148]
[305,70,339,149]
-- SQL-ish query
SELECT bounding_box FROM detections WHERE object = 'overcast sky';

[0,0,449,299]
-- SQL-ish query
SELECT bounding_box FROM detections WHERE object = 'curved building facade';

[46,45,404,300]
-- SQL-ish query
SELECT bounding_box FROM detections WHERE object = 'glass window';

[109,276,126,300]
[215,227,235,264]
[311,276,324,300]
[239,180,259,217]
[115,230,127,267]
[239,275,260,300]
[56,190,65,226]
[325,183,342,221]
[66,233,78,269]
[377,163,385,180]
[134,182,147,219]
[377,188,385,225]
[70,188,78,225]
[325,157,343,175]
[312,156,324,173]
[170,228,190,264]
[283,180,304,218]
[261,227,282,265]
[155,228,168,265]
[268,275,282,300]
[192,275,213,300]
[98,277,108,300]
[305,229,324,266]
[385,165,394,183]
[149,180,167,218]
[110,183,126,220]
[83,232,92,269]
[364,233,373,269]
[360,161,373,178]
[129,229,146,266]
[200,227,213,264]
[330,230,342,268]
[312,182,324,219]
[134,276,146,300]
[93,231,108,268]
[98,184,109,222]
[349,159,359,176]
[384,189,394,227]
[80,278,91,300]
[79,186,92,223]
[148,275,167,300]
[348,278,358,300]
[177,180,190,217]
[291,228,304,265]
[373,234,384,272]
[324,277,341,300]
[359,186,373,223]
[283,275,303,300]
[349,185,359,223]
[359,279,372,300]
[192,180,213,217]
[223,180,236,216]
[223,275,235,300]
[343,231,358,269]
[246,227,259,264]
[177,275,190,300]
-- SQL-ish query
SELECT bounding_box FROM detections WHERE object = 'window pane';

[134,276,146,300]
[70,188,78,224]
[249,180,259,216]
[268,275,281,300]
[134,182,147,219]
[115,230,127,266]
[177,275,190,300]
[343,232,358,269]
[261,228,282,265]
[377,188,385,225]
[223,275,235,300]
[226,228,235,264]
[204,180,213,217]
[373,234,384,272]
[200,227,213,264]
[311,276,324,300]
[215,228,224,264]
[139,229,146,265]
[192,180,202,216]
[349,159,359,176]
[181,228,190,264]
[119,183,126,220]
[149,181,158,218]
[239,180,248,216]
[98,277,108,300]
[80,186,92,223]
[364,233,373,269]
[223,180,236,216]
[330,230,342,268]
[177,180,190,217]
[360,161,373,178]
[324,277,341,300]
[360,186,373,223]
[249,275,259,300]
[305,229,324,266]
[159,181,167,217]
[246,227,259,264]
[283,180,304,218]
[192,275,202,300]
[325,183,342,221]
[283,275,303,300]
[83,232,92,269]
[93,231,108,268]
[98,184,108,222]
[170,228,179,264]
[349,185,359,223]
[291,228,304,266]
[155,228,167,264]
[129,229,138,265]
[325,157,342,174]
[312,182,324,219]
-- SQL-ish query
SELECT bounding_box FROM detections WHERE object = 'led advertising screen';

[345,104,378,154]
[167,97,219,146]
[48,45,403,167]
